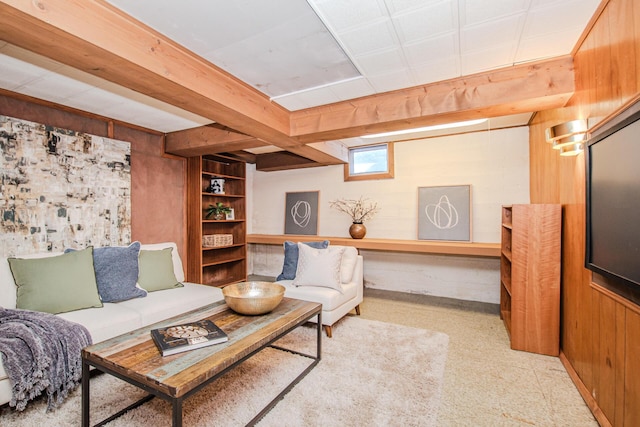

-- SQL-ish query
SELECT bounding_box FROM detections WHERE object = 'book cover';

[151,319,228,356]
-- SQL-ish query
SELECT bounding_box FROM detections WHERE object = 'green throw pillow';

[138,247,183,292]
[8,247,103,314]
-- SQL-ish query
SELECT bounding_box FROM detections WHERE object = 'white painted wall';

[247,127,530,304]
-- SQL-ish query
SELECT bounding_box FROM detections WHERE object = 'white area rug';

[1,317,449,426]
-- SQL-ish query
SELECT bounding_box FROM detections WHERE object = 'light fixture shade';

[552,133,586,149]
[546,119,588,142]
[559,143,584,156]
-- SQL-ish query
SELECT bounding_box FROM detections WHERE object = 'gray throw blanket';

[0,307,92,411]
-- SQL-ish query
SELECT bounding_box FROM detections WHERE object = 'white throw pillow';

[293,243,345,293]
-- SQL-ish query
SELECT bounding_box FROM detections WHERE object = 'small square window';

[344,143,394,181]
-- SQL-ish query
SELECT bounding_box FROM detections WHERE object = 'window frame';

[343,142,395,182]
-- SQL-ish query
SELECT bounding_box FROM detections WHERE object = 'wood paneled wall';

[529,0,640,425]
[0,93,186,261]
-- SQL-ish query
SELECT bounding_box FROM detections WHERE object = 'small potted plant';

[206,202,231,220]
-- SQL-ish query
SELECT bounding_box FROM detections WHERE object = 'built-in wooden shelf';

[247,234,500,257]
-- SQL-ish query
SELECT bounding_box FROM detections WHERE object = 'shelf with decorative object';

[187,154,247,287]
[500,204,561,356]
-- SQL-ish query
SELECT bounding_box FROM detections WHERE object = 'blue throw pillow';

[276,240,329,281]
[66,242,147,303]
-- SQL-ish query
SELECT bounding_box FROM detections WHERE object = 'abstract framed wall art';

[418,185,471,241]
[284,191,319,235]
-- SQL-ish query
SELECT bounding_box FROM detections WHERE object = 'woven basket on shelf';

[203,234,233,247]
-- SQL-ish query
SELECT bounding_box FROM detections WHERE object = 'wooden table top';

[82,298,321,398]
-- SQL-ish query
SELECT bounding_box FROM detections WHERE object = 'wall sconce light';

[545,119,587,156]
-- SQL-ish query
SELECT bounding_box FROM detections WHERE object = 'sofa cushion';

[8,247,103,314]
[139,242,185,282]
[57,302,143,344]
[66,242,147,303]
[118,282,224,325]
[276,240,329,281]
[293,244,345,292]
[0,252,63,310]
[138,247,183,292]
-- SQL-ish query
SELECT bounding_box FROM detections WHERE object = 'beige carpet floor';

[360,289,599,426]
[1,316,449,426]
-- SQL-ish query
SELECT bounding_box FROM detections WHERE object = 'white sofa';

[275,244,363,338]
[0,242,223,408]
[0,242,364,407]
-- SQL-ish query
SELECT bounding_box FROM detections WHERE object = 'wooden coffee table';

[81,297,322,427]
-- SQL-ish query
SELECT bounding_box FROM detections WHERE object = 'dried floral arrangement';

[329,197,379,223]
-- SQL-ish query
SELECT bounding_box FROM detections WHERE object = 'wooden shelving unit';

[186,155,247,287]
[500,204,561,356]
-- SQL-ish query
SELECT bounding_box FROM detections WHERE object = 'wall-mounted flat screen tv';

[585,102,640,290]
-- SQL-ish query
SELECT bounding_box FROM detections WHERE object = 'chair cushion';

[293,244,345,292]
[276,240,329,281]
[279,280,358,311]
[340,246,358,284]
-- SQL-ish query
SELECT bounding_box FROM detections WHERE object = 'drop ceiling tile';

[515,27,582,62]
[309,0,388,33]
[328,77,376,101]
[411,56,461,86]
[522,0,600,39]
[273,95,313,111]
[385,0,451,15]
[403,33,459,68]
[0,43,65,73]
[460,0,529,26]
[15,73,95,104]
[0,54,48,89]
[461,44,515,75]
[286,86,343,109]
[460,14,525,54]
[392,1,457,43]
[355,48,407,75]
[366,69,415,92]
[337,18,398,57]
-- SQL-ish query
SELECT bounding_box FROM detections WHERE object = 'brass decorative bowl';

[222,281,285,315]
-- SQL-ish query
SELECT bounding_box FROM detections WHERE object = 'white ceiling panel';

[392,1,458,43]
[412,56,461,86]
[460,15,525,54]
[403,34,459,68]
[355,48,407,76]
[309,0,388,32]
[515,28,580,62]
[367,68,415,93]
[461,44,516,75]
[0,0,602,137]
[108,0,360,98]
[337,19,398,57]
[460,0,530,26]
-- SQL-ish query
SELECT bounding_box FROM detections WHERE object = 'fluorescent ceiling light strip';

[362,119,488,139]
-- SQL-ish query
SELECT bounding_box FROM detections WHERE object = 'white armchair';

[275,244,363,337]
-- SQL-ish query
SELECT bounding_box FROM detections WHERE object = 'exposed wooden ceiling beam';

[256,152,323,172]
[0,0,576,170]
[165,124,267,157]
[0,0,343,164]
[290,56,575,143]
